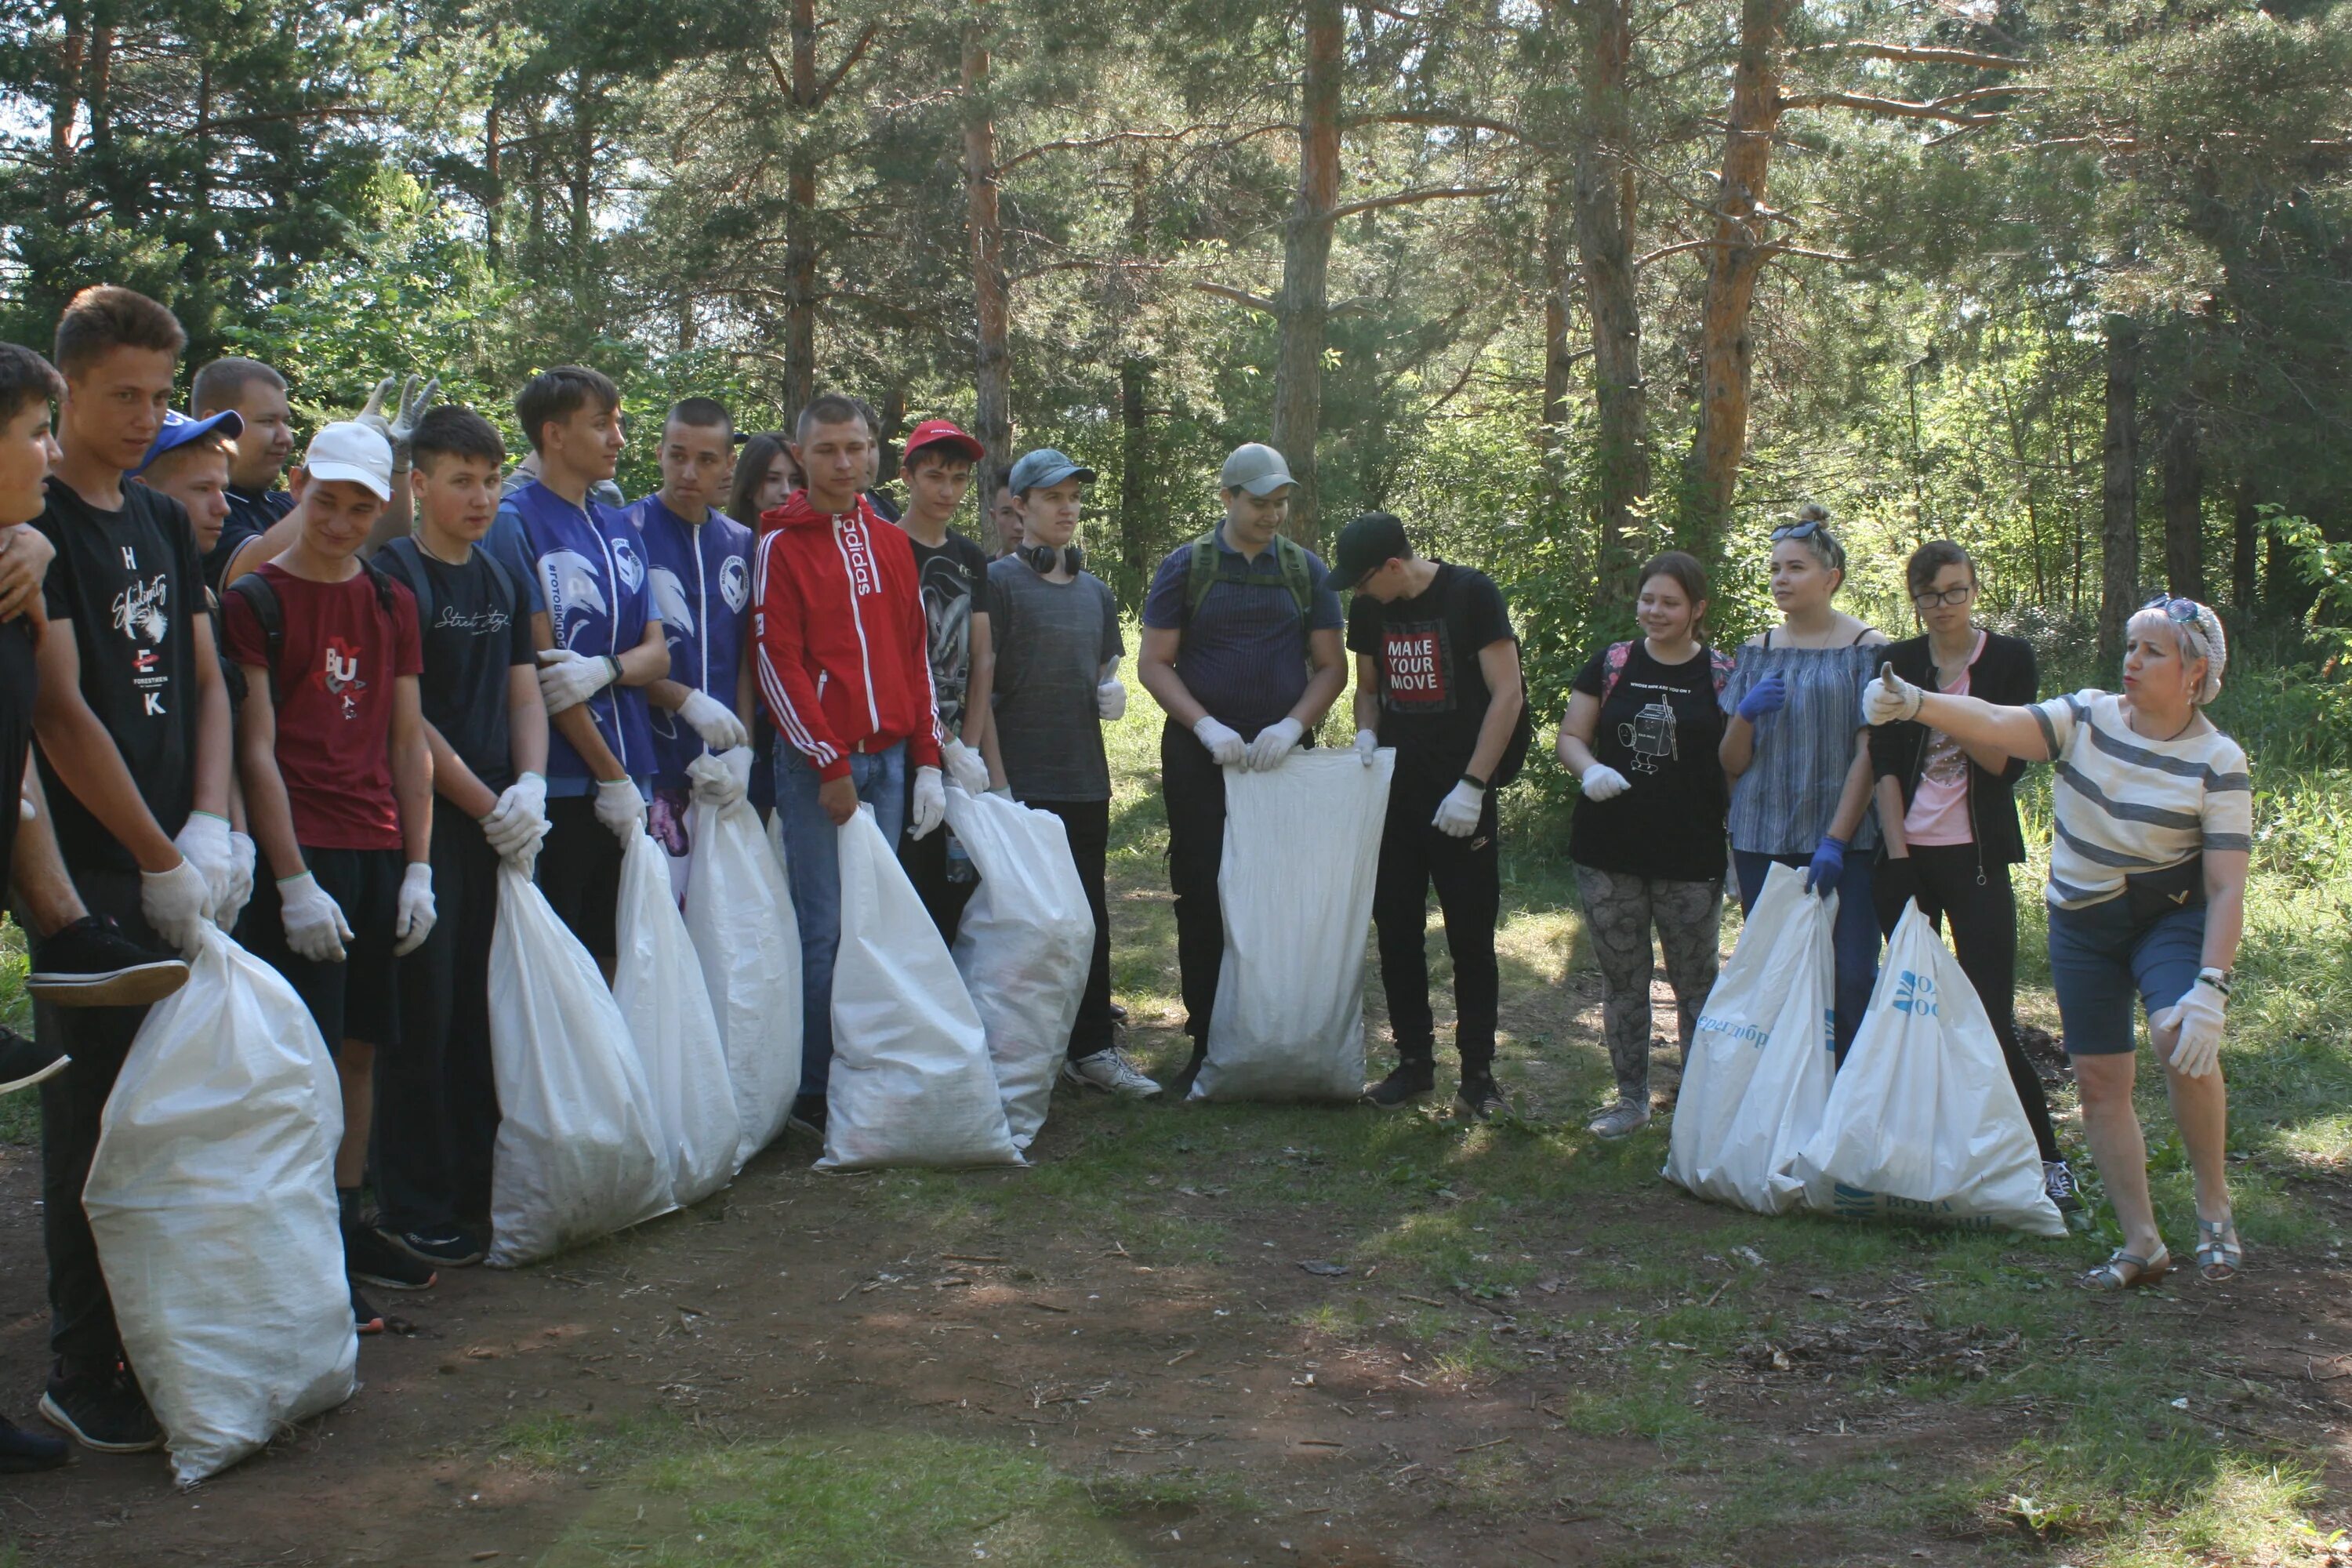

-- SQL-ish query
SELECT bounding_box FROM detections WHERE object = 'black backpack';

[224,559,402,706]
[372,535,521,640]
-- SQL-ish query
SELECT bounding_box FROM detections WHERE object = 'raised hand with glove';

[1244,716,1304,772]
[140,855,217,958]
[278,872,351,964]
[480,771,549,860]
[940,737,991,796]
[909,765,946,840]
[1578,763,1629,801]
[536,647,618,716]
[1353,728,1380,767]
[1192,715,1247,768]
[2155,974,2229,1078]
[1432,779,1485,837]
[593,776,647,843]
[391,862,437,956]
[1863,661,1926,727]
[674,689,750,753]
[355,372,441,471]
[1096,678,1127,721]
[1734,671,1788,726]
[688,746,754,811]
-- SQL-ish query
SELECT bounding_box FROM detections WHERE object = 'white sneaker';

[1062,1048,1163,1099]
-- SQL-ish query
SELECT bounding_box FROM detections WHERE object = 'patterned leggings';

[1573,865,1725,1102]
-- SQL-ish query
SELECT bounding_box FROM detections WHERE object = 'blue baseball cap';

[1007,448,1095,496]
[135,408,244,476]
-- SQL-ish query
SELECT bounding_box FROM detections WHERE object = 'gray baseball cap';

[1219,442,1295,497]
[1007,447,1095,496]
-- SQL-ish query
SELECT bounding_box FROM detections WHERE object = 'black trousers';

[1160,720,1229,1057]
[539,793,623,960]
[1031,797,1115,1061]
[34,869,151,1372]
[377,808,503,1232]
[1370,786,1500,1076]
[899,793,978,942]
[1875,844,2061,1163]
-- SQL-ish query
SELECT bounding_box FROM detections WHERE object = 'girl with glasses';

[1865,596,2249,1289]
[1867,541,2078,1220]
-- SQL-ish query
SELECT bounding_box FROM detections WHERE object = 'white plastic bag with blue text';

[615,828,739,1204]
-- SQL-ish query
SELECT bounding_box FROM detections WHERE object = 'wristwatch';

[1459,772,1490,792]
[2195,966,2233,997]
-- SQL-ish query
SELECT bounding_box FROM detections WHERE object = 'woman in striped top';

[1719,506,1887,1060]
[1866,597,2250,1289]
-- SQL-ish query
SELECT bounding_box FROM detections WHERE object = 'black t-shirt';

[1345,562,1515,800]
[909,529,993,735]
[374,539,534,793]
[36,476,210,875]
[1567,641,1730,881]
[205,483,291,594]
[0,611,34,883]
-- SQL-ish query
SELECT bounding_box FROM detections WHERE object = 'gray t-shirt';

[986,558,1124,803]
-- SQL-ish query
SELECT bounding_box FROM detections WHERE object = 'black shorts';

[245,844,405,1050]
[538,794,623,960]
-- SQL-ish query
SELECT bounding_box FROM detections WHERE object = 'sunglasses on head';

[1769,520,1824,542]
[2141,594,2202,624]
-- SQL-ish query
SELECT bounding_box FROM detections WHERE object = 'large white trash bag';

[1194,748,1394,1103]
[1791,903,2067,1236]
[1664,862,1836,1214]
[946,783,1094,1148]
[486,864,674,1265]
[616,828,739,1204]
[686,768,803,1169]
[83,929,355,1485]
[820,806,1021,1171]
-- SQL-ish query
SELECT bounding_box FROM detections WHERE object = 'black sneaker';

[40,1366,162,1454]
[1457,1075,1507,1121]
[0,1412,71,1472]
[2044,1160,2086,1220]
[1363,1065,1436,1109]
[0,1026,67,1097]
[343,1222,437,1291]
[351,1282,385,1337]
[380,1224,484,1269]
[27,915,190,1009]
[786,1094,827,1138]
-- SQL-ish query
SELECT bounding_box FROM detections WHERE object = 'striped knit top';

[1719,636,1882,857]
[2031,689,2252,911]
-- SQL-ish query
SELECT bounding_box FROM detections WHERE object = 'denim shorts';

[2045,894,2206,1056]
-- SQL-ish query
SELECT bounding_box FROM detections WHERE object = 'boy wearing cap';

[992,450,1151,1095]
[894,417,998,935]
[191,356,295,592]
[28,289,234,1454]
[627,397,754,898]
[1334,512,1523,1119]
[368,405,549,1268]
[753,392,945,1137]
[223,418,437,1328]
[1137,442,1345,1094]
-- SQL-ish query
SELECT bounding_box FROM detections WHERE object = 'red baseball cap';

[901,419,985,463]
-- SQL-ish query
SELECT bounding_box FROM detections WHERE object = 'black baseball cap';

[1329,511,1411,592]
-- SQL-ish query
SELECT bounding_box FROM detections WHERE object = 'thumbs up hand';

[1862,660,1925,726]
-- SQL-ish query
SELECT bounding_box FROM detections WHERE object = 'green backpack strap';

[1272,534,1312,618]
[1183,529,1315,621]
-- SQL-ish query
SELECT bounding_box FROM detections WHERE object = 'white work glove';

[941,736,991,796]
[1097,678,1127,722]
[1353,728,1379,766]
[1432,780,1485,837]
[217,831,256,931]
[479,771,548,858]
[139,856,217,958]
[1244,716,1305,772]
[391,862,437,956]
[278,872,351,964]
[1864,661,1926,727]
[910,765,946,840]
[594,777,646,842]
[676,688,750,752]
[174,810,234,912]
[1580,763,1631,801]
[536,647,618,716]
[1193,715,1247,768]
[356,372,441,470]
[2156,980,2228,1079]
[688,746,753,810]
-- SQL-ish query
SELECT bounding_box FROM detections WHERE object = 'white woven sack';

[615,827,739,1204]
[685,768,803,1167]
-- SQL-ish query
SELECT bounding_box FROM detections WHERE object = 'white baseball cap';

[302,421,394,501]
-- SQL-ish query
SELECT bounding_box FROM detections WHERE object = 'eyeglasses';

[2141,593,2201,623]
[1769,520,1823,542]
[1912,586,1974,609]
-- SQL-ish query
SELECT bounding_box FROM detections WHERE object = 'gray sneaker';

[1062,1048,1163,1099]
[1586,1098,1651,1140]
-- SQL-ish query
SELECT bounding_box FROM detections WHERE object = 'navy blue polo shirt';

[1142,529,1344,737]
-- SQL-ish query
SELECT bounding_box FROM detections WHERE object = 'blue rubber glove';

[1737,671,1788,724]
[1805,834,1848,896]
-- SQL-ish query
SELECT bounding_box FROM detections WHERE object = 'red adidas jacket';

[753,491,942,782]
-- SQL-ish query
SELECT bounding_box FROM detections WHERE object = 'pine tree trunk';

[2160,401,2203,601]
[2098,316,2142,667]
[1682,0,1787,564]
[1573,0,1646,612]
[2231,480,2259,610]
[782,0,820,419]
[568,71,596,288]
[1271,0,1342,546]
[1540,180,1572,504]
[964,17,1012,544]
[1120,357,1150,603]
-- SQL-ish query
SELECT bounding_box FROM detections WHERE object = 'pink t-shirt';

[1902,631,1984,848]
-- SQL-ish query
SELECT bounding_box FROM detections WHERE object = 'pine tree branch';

[1192,281,1278,314]
[998,124,1249,176]
[814,24,880,107]
[1326,184,1508,223]
[1798,41,2028,71]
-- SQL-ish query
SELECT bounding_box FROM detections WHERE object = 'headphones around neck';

[1021,540,1084,575]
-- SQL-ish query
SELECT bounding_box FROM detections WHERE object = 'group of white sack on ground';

[0,287,2250,1486]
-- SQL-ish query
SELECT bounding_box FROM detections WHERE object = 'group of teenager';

[0,281,2252,1476]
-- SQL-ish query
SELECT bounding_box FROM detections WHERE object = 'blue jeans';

[1733,848,1879,1065]
[775,742,908,1099]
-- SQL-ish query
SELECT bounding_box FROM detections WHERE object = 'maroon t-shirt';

[223,562,423,851]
